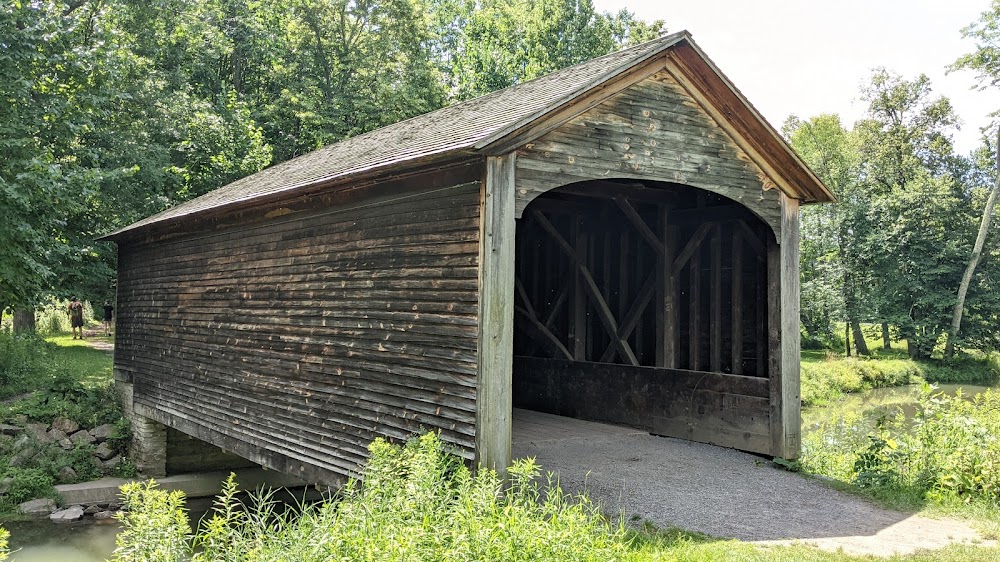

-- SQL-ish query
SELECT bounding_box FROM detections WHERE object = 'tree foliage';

[0,0,662,315]
[787,68,1000,357]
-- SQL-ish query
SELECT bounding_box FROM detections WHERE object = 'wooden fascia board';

[665,43,836,204]
[476,40,686,155]
[101,152,481,245]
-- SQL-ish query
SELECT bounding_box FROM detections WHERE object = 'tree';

[783,115,855,350]
[946,130,999,356]
[945,1,1000,355]
[951,0,1000,96]
[429,0,665,101]
[1,0,666,324]
[854,70,972,359]
[0,1,108,315]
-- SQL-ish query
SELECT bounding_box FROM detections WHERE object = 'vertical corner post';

[768,193,801,459]
[476,154,517,474]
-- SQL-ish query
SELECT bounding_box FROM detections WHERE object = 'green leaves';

[951,0,1000,94]
[430,0,665,101]
[0,0,663,312]
[111,433,630,561]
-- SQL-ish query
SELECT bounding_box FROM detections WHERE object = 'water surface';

[802,382,997,432]
[5,519,119,562]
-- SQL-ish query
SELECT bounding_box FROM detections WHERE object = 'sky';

[592,0,996,154]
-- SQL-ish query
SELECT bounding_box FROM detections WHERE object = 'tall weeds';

[803,386,1000,506]
[112,433,628,562]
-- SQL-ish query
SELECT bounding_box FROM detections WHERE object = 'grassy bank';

[0,332,126,515]
[801,348,1000,406]
[801,385,1000,541]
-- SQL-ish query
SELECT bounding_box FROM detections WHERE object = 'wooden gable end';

[514,70,782,235]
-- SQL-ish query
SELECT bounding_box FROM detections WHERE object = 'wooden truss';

[513,190,768,375]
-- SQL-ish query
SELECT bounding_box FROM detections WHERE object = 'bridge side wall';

[113,162,483,485]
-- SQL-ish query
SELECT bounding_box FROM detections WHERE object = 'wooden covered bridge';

[101,31,833,482]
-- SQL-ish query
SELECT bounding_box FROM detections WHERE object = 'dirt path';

[80,328,114,353]
[512,409,995,557]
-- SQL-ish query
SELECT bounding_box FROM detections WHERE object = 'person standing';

[68,296,85,340]
[102,300,114,336]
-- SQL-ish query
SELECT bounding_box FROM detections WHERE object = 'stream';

[802,382,998,432]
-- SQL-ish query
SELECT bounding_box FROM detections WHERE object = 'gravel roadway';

[512,409,994,557]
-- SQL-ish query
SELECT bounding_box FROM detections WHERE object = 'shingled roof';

[103,30,832,240]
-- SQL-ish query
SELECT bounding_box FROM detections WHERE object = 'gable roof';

[102,31,833,241]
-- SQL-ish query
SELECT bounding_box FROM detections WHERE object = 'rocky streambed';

[1,415,129,517]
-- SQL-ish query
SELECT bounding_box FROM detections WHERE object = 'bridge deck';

[512,408,645,445]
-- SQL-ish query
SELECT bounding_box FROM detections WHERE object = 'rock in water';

[19,498,57,516]
[49,505,85,522]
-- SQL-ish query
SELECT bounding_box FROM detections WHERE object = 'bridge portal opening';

[512,179,775,452]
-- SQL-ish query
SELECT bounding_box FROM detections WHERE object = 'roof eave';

[668,40,836,204]
[97,149,479,243]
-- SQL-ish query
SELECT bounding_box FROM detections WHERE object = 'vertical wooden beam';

[710,224,722,372]
[656,207,666,367]
[658,211,679,368]
[634,233,645,363]
[689,243,702,371]
[769,194,801,460]
[476,154,516,474]
[619,229,630,332]
[755,255,766,377]
[570,222,588,360]
[731,229,744,375]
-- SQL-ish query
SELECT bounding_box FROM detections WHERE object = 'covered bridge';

[101,31,834,483]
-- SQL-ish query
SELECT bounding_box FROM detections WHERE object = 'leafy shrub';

[30,442,102,483]
[113,433,628,562]
[112,481,191,562]
[923,353,1000,385]
[4,372,121,428]
[0,467,55,506]
[852,431,906,489]
[0,332,54,399]
[911,388,1000,502]
[804,386,1000,506]
[0,526,8,561]
[113,457,139,479]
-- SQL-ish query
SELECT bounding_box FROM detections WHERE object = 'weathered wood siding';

[114,163,483,485]
[515,70,781,235]
[513,357,771,453]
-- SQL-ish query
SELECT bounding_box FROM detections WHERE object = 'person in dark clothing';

[102,301,114,336]
[68,296,85,340]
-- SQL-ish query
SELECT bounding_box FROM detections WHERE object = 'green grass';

[624,524,1000,561]
[44,334,113,389]
[800,346,999,406]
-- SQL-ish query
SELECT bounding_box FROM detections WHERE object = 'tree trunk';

[845,323,851,357]
[13,308,36,334]
[907,339,919,360]
[851,320,870,356]
[881,322,891,350]
[946,128,1000,357]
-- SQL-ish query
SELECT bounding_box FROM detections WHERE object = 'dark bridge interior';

[512,179,776,452]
